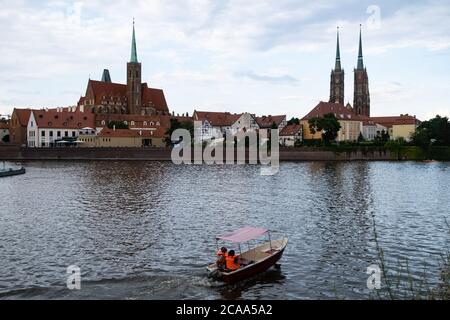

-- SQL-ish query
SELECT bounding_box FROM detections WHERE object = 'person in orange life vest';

[226,250,240,271]
[216,247,228,271]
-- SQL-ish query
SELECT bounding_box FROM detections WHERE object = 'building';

[27,108,95,148]
[78,22,169,116]
[78,128,166,148]
[279,124,302,146]
[95,114,171,132]
[328,26,370,117]
[0,122,9,142]
[193,111,259,142]
[370,115,421,141]
[301,101,362,142]
[329,28,345,105]
[361,118,388,141]
[353,26,370,117]
[255,115,287,131]
[9,108,31,146]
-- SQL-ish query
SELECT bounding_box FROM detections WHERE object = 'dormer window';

[143,121,147,126]
[131,121,135,126]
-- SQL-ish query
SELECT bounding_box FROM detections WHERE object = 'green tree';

[412,115,450,148]
[308,113,341,145]
[107,121,129,129]
[374,130,390,144]
[287,117,300,125]
[358,132,365,143]
[165,119,194,146]
[2,134,9,143]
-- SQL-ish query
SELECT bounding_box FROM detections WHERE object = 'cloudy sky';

[0,0,449,120]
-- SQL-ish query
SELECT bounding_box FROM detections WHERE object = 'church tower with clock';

[329,27,345,105]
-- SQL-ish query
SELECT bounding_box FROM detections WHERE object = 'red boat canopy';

[217,227,269,243]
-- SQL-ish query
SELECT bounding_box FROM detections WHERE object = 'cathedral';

[78,22,170,116]
[329,26,370,117]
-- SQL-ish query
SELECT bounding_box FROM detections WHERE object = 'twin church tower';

[329,26,370,117]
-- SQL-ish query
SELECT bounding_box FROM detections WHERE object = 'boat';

[207,227,288,284]
[0,163,26,178]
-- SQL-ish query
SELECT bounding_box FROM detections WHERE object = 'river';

[0,161,448,299]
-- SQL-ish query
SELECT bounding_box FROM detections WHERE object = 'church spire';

[130,19,138,63]
[335,27,341,71]
[357,24,364,70]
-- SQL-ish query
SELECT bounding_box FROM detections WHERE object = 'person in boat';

[225,250,240,271]
[216,247,228,271]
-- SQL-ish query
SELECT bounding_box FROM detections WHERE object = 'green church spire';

[357,25,364,70]
[130,20,138,63]
[335,27,342,71]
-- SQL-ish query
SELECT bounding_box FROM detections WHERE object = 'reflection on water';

[0,161,449,300]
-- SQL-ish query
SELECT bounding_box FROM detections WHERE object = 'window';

[57,131,61,137]
[31,121,34,128]
[131,121,135,126]
[65,131,69,137]
[49,131,54,137]
[72,132,76,138]
[41,131,45,137]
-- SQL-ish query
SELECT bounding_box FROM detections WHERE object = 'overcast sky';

[0,0,449,120]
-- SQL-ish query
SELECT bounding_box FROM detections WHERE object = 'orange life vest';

[226,255,240,271]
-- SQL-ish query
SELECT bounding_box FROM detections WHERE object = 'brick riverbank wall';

[0,145,392,161]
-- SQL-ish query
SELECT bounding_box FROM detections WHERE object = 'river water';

[0,161,448,300]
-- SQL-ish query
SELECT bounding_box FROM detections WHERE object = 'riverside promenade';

[0,145,392,161]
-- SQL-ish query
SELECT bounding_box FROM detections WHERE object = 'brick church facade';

[78,22,169,116]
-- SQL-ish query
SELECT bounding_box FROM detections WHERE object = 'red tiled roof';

[280,124,301,136]
[370,115,421,128]
[12,108,32,127]
[99,128,167,139]
[194,111,242,127]
[84,80,169,113]
[141,83,169,112]
[301,101,361,121]
[0,122,9,129]
[256,115,286,128]
[33,110,96,129]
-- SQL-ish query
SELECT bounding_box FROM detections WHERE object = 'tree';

[374,130,390,144]
[2,134,9,143]
[107,121,129,129]
[288,117,300,125]
[308,113,341,145]
[358,132,365,143]
[412,115,450,148]
[271,121,278,130]
[165,119,194,146]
